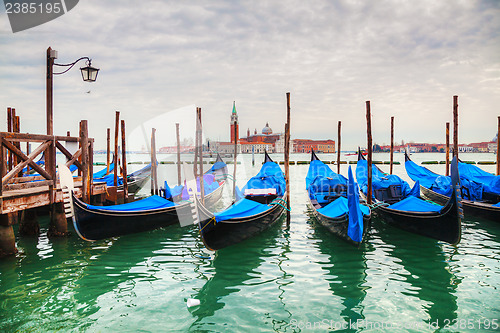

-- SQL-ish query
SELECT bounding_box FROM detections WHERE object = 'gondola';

[93,163,151,194]
[356,149,462,245]
[306,150,371,246]
[405,151,500,222]
[195,151,287,251]
[160,153,228,210]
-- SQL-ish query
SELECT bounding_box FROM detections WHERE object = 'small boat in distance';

[356,149,462,245]
[195,151,287,251]
[306,150,371,246]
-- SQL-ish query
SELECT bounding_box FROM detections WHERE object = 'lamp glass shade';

[80,65,99,82]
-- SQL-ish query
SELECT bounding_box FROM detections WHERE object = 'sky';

[1,0,499,151]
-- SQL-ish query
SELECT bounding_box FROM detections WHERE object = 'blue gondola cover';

[84,195,175,212]
[214,198,269,222]
[347,166,365,242]
[387,196,442,213]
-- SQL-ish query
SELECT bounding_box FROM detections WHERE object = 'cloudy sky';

[1,0,499,151]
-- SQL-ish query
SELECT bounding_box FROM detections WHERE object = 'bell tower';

[230,101,239,143]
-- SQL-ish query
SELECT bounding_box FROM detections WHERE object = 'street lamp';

[46,46,99,135]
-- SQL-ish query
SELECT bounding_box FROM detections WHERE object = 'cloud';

[1,0,499,150]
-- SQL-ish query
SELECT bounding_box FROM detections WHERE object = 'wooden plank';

[0,132,80,142]
[4,180,54,191]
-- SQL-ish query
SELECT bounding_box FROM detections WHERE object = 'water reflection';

[306,207,371,330]
[189,218,286,330]
[0,219,192,332]
[373,218,460,328]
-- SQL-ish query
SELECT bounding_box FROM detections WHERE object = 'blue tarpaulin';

[209,161,226,172]
[85,195,175,212]
[347,166,365,242]
[388,196,442,213]
[356,160,413,197]
[214,198,270,222]
[459,162,500,196]
[214,160,284,222]
[92,163,114,179]
[405,160,485,200]
[242,161,286,196]
[306,160,347,200]
[94,173,123,186]
[317,196,370,218]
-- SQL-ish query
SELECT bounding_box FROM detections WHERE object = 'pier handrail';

[0,130,94,202]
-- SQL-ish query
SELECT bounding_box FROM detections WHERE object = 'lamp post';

[46,46,99,135]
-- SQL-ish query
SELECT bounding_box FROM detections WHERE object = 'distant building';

[293,139,335,153]
[211,103,334,154]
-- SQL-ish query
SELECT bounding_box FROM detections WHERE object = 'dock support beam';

[19,209,40,236]
[0,214,18,257]
[48,203,69,236]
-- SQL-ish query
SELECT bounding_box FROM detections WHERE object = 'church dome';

[262,122,273,135]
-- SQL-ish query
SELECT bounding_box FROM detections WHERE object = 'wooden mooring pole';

[121,120,128,202]
[194,108,199,180]
[114,111,120,189]
[453,96,459,159]
[176,123,182,185]
[285,92,291,226]
[337,121,341,174]
[106,128,111,175]
[446,122,450,176]
[497,116,500,176]
[232,119,238,199]
[197,107,205,204]
[390,116,394,175]
[151,128,158,195]
[366,101,373,206]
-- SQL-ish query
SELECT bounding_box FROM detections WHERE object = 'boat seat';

[310,199,322,209]
[246,194,278,205]
[374,185,403,204]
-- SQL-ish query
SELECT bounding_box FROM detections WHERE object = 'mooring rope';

[200,216,217,231]
[269,198,291,211]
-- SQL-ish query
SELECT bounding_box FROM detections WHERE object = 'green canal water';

[0,153,499,332]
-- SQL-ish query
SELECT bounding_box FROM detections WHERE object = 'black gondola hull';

[421,185,500,223]
[72,195,192,241]
[369,189,462,245]
[308,199,371,246]
[198,197,286,251]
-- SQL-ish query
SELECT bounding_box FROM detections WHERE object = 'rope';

[269,198,291,211]
[367,202,389,209]
[200,216,217,231]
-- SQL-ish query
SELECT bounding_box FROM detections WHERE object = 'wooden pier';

[0,115,107,257]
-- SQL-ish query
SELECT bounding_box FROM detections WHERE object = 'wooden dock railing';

[0,120,94,203]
